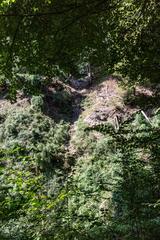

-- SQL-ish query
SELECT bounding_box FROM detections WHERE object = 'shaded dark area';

[125,89,160,116]
[42,81,86,123]
[112,121,160,239]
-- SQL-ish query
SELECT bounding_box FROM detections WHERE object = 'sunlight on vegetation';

[0,0,160,239]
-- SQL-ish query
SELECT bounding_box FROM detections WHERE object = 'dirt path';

[71,92,84,123]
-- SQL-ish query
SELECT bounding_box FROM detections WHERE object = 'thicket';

[0,105,160,239]
[0,0,160,96]
[0,97,70,239]
[0,1,160,239]
[0,96,69,169]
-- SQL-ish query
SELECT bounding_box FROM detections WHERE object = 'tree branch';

[6,16,23,66]
[0,0,108,18]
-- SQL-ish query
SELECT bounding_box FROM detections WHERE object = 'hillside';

[0,76,160,239]
[1,1,160,239]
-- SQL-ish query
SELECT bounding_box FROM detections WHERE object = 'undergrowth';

[0,96,69,169]
[0,94,160,239]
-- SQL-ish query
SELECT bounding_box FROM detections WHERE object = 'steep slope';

[0,76,160,240]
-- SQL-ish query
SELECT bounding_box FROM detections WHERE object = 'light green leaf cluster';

[0,102,69,168]
[0,0,16,7]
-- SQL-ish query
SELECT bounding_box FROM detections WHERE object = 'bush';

[0,105,69,168]
[0,147,68,240]
[31,95,44,112]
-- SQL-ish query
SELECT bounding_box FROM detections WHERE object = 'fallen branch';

[141,110,152,125]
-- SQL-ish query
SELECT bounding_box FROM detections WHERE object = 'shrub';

[31,95,44,112]
[0,147,68,240]
[0,105,69,168]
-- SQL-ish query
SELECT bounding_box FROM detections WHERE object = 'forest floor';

[69,76,159,127]
[63,76,160,156]
[0,76,159,164]
[0,76,159,129]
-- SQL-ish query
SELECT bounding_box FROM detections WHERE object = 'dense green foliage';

[0,97,69,168]
[0,0,160,94]
[89,112,160,239]
[0,100,70,239]
[1,105,160,239]
[65,111,160,239]
[0,1,160,239]
[0,147,68,240]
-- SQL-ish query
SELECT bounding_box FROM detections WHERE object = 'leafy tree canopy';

[0,0,159,93]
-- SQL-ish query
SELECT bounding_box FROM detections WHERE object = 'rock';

[84,107,117,127]
[70,76,91,90]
